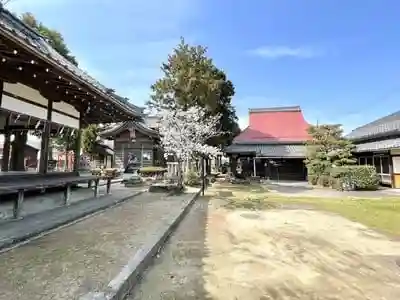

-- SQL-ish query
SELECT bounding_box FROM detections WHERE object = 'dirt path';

[130,197,400,299]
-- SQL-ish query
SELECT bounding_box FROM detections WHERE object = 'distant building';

[225,106,310,180]
[346,110,400,188]
[99,117,161,169]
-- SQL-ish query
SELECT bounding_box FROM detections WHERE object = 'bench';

[0,172,112,219]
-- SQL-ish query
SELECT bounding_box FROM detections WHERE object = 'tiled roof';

[99,121,159,138]
[354,138,400,153]
[0,6,142,118]
[224,144,306,158]
[234,106,311,143]
[346,111,400,141]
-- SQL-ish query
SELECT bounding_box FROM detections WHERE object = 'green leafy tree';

[21,12,78,65]
[81,124,100,154]
[148,38,240,147]
[305,124,356,183]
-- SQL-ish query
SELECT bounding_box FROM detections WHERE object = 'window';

[366,157,373,166]
[359,157,366,165]
[381,156,390,174]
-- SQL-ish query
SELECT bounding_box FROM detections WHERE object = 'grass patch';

[213,183,400,236]
[224,195,278,211]
[268,195,400,236]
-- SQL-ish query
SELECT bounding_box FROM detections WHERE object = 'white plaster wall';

[53,101,80,118]
[2,83,80,128]
[3,83,48,107]
[393,156,400,173]
[1,94,47,119]
[52,111,79,129]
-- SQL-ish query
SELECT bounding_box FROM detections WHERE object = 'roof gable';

[99,121,159,138]
[234,106,311,143]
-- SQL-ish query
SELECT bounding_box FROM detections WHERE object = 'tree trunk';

[177,160,183,188]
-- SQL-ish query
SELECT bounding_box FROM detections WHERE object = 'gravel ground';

[130,190,400,299]
[0,191,195,300]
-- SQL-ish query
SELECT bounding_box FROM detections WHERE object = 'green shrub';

[307,174,318,185]
[330,165,379,191]
[351,165,380,190]
[317,174,331,187]
[184,169,201,186]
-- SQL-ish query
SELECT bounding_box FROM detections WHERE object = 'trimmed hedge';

[184,169,201,187]
[91,168,119,178]
[138,166,168,177]
[330,165,380,191]
[308,165,380,191]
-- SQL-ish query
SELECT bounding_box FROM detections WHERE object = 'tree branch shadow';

[127,195,214,299]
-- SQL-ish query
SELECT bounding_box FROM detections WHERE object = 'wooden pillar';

[1,115,11,172]
[11,131,27,171]
[389,152,395,188]
[73,113,83,172]
[253,157,257,177]
[39,97,53,173]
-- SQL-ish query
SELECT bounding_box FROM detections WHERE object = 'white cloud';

[249,45,322,59]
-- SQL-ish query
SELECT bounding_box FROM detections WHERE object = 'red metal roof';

[234,106,311,143]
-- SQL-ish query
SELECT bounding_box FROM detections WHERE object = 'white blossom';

[157,105,221,161]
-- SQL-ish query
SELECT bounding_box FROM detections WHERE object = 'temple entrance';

[256,158,306,181]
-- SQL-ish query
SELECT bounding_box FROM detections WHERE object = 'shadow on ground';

[128,196,213,300]
[263,182,313,194]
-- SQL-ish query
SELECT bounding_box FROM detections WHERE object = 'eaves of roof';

[99,121,159,138]
[0,6,142,118]
[346,111,400,142]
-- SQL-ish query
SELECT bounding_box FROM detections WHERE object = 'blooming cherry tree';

[157,105,221,185]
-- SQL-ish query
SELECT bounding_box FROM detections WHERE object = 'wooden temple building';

[0,4,143,215]
[99,117,160,169]
[225,106,310,181]
[346,110,400,188]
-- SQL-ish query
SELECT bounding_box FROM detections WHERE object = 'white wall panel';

[53,101,79,118]
[393,157,400,173]
[3,82,48,107]
[52,111,79,129]
[1,94,47,119]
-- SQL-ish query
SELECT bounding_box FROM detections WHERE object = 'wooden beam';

[73,111,83,172]
[1,115,11,172]
[0,78,3,106]
[39,97,53,174]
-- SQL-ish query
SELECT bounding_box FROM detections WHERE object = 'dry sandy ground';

[131,198,400,300]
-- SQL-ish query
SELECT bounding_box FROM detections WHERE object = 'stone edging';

[0,190,145,253]
[80,189,202,300]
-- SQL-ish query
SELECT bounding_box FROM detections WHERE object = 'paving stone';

[0,185,144,250]
[0,191,196,300]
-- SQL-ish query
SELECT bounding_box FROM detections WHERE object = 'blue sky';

[6,0,400,133]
